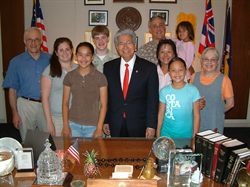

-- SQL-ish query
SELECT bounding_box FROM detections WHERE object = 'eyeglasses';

[202,58,218,63]
[118,40,134,47]
[26,38,41,43]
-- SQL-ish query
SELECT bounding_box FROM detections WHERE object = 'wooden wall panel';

[226,0,250,119]
[0,0,25,123]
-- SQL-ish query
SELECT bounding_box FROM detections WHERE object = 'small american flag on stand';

[67,139,80,165]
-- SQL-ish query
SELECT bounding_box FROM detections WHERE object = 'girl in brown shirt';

[62,42,108,137]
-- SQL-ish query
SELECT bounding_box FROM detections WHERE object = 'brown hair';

[75,42,95,67]
[91,25,109,39]
[176,21,194,41]
[50,37,73,78]
[168,57,187,70]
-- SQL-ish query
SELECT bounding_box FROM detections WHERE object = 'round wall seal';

[116,7,142,31]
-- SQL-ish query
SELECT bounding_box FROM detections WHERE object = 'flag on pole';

[221,6,232,79]
[67,139,80,164]
[31,0,49,53]
[198,0,215,58]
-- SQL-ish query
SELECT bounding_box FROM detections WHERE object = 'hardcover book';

[195,130,215,154]
[200,133,221,174]
[221,147,249,185]
[214,139,246,183]
[204,135,229,178]
[210,137,232,180]
[226,151,250,186]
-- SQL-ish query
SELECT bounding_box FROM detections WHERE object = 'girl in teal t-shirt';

[156,57,201,138]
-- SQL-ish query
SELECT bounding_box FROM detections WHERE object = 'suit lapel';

[113,58,124,99]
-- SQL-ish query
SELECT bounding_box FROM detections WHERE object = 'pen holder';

[55,150,69,172]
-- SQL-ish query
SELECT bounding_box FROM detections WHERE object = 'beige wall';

[23,0,248,127]
[1,0,249,126]
[24,0,228,72]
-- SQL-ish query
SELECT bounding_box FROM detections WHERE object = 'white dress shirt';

[120,54,136,90]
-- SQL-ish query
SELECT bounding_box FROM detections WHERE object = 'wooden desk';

[7,137,225,187]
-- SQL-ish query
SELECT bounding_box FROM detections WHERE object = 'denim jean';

[69,121,96,137]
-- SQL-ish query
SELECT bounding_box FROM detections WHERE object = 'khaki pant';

[17,97,47,141]
[51,116,63,136]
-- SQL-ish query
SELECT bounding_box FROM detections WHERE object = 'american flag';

[67,139,80,164]
[31,0,49,53]
[198,0,215,58]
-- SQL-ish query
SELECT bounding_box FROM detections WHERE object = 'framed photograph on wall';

[89,10,108,26]
[84,0,105,5]
[145,32,171,44]
[150,9,169,26]
[113,0,144,3]
[85,31,113,52]
[149,0,177,3]
[135,36,138,52]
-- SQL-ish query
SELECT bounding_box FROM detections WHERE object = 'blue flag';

[31,2,36,26]
[221,6,232,79]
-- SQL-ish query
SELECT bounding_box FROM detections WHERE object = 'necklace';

[97,158,146,169]
[98,163,143,169]
[97,158,146,162]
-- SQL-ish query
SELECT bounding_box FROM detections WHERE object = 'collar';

[107,49,112,55]
[94,49,113,58]
[157,65,164,75]
[150,40,158,45]
[121,54,136,67]
[74,66,95,77]
[94,48,109,55]
[23,49,46,60]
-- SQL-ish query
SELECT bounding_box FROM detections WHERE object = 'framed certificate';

[16,148,34,171]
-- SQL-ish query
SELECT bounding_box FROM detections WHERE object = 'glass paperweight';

[36,139,63,185]
[167,150,203,187]
[153,136,176,161]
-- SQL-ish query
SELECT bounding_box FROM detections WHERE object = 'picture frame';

[135,36,138,52]
[149,0,177,3]
[89,10,108,26]
[84,0,105,5]
[150,9,169,26]
[85,31,113,52]
[16,148,34,170]
[144,32,171,44]
[113,0,144,3]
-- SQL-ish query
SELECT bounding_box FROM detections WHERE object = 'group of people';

[2,15,234,142]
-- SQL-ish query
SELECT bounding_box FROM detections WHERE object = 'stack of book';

[195,130,250,186]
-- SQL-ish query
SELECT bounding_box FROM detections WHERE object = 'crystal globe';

[152,136,175,161]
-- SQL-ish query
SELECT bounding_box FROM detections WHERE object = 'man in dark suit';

[103,29,159,137]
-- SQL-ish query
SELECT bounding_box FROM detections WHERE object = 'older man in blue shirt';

[2,27,51,141]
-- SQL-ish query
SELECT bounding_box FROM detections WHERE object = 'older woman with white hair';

[190,47,234,134]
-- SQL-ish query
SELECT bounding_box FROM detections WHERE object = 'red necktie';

[123,64,129,99]
[123,64,129,117]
